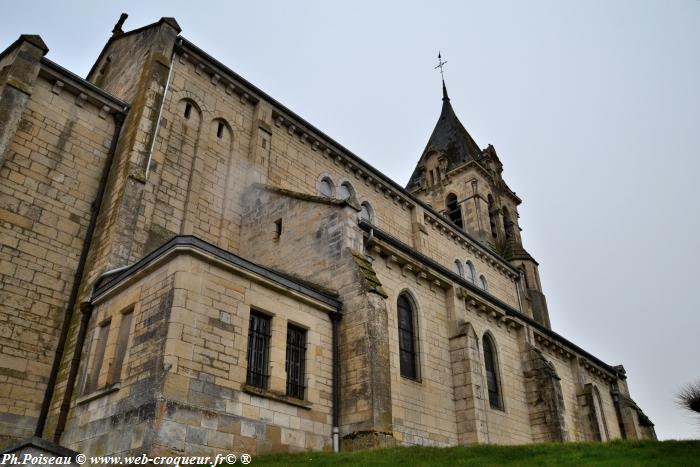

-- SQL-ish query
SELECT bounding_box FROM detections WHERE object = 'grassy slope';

[252,441,700,466]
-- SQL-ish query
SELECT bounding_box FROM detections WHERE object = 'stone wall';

[60,250,336,456]
[0,56,119,445]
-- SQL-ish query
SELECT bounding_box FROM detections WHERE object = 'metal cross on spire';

[435,52,449,100]
[434,52,447,80]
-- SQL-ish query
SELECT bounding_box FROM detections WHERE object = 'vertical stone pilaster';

[410,205,428,253]
[247,101,273,184]
[449,320,489,445]
[0,35,49,168]
[522,345,568,442]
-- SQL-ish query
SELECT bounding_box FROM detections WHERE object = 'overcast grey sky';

[2,0,698,441]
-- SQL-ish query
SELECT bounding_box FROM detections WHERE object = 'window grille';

[246,312,271,389]
[285,325,307,399]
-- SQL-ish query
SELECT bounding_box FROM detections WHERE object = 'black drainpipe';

[331,311,341,452]
[53,302,93,441]
[35,111,126,438]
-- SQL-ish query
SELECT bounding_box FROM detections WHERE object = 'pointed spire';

[442,78,449,101]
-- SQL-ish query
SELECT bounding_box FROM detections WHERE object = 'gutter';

[35,110,126,438]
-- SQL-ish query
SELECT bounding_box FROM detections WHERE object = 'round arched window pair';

[319,178,355,200]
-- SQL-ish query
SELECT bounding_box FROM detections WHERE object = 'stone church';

[0,14,655,457]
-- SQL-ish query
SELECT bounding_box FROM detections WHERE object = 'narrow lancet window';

[397,293,418,380]
[483,334,503,410]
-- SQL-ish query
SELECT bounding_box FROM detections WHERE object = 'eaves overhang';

[91,235,342,313]
[40,58,128,114]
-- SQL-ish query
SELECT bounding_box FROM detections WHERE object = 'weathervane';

[435,52,447,80]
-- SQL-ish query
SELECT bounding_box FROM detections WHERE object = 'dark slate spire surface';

[407,80,482,189]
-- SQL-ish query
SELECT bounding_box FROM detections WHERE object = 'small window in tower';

[274,218,282,239]
[217,121,225,138]
[446,193,463,229]
[184,102,192,119]
[488,194,498,239]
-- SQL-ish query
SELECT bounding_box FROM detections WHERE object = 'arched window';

[360,202,374,223]
[488,194,497,239]
[465,261,476,284]
[483,334,503,410]
[453,260,464,277]
[445,193,463,229]
[179,99,201,127]
[319,177,335,198]
[397,293,418,380]
[480,274,489,292]
[339,181,355,200]
[212,118,232,144]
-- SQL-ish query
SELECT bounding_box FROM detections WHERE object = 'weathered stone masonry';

[0,13,655,457]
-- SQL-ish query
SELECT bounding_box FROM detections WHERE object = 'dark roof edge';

[93,235,342,310]
[359,220,624,379]
[176,37,518,277]
[40,58,128,111]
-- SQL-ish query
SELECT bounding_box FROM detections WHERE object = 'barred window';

[483,334,503,410]
[285,325,307,399]
[246,311,271,389]
[397,293,418,380]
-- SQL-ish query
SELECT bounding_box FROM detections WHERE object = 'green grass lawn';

[251,440,700,466]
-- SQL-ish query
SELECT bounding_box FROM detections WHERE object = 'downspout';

[144,38,177,179]
[35,111,126,438]
[331,311,342,452]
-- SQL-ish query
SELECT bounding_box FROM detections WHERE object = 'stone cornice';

[39,58,128,116]
[91,235,342,313]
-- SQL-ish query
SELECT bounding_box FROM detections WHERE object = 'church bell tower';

[406,74,552,328]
